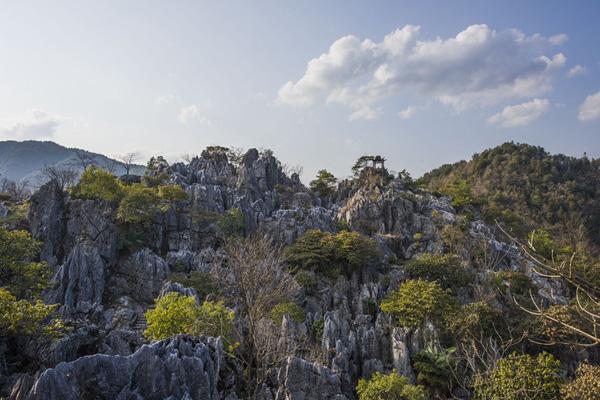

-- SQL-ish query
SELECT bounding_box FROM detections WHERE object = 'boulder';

[25,335,223,400]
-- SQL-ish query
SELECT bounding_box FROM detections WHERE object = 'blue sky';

[1,1,599,180]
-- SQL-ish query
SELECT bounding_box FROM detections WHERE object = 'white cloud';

[567,65,588,78]
[349,106,381,121]
[278,24,566,119]
[487,98,551,128]
[578,90,600,122]
[155,94,175,105]
[398,106,417,120]
[0,109,62,138]
[178,105,213,125]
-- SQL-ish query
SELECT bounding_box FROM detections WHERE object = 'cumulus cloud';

[178,105,213,126]
[567,65,588,78]
[487,98,551,128]
[398,106,417,120]
[278,24,566,119]
[578,90,600,122]
[0,109,62,138]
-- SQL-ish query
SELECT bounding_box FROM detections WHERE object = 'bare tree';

[219,234,301,395]
[70,149,96,170]
[4,180,31,202]
[38,164,79,190]
[498,223,600,346]
[116,151,141,176]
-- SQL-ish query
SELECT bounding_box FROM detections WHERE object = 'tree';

[0,228,49,299]
[216,208,246,238]
[145,293,236,350]
[143,156,170,187]
[473,352,561,400]
[39,164,78,190]
[413,347,456,399]
[380,280,457,330]
[0,288,62,338]
[356,370,429,400]
[116,185,160,224]
[116,152,141,176]
[309,170,337,197]
[221,235,300,394]
[71,166,125,202]
[70,149,97,170]
[269,302,306,325]
[403,253,472,291]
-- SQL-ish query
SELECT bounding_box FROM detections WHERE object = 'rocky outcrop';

[28,180,65,269]
[49,241,106,314]
[274,357,348,400]
[109,248,170,303]
[25,335,224,400]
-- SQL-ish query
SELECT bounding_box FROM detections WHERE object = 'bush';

[413,347,456,397]
[294,271,317,295]
[269,302,306,325]
[446,301,503,341]
[561,363,600,400]
[0,288,63,338]
[404,253,472,290]
[117,185,161,224]
[490,270,535,297]
[285,229,381,275]
[473,352,561,400]
[309,170,337,197]
[356,370,429,400]
[216,208,245,238]
[71,166,125,202]
[380,280,457,330]
[145,293,236,350]
[169,271,218,300]
[441,179,473,208]
[158,184,188,203]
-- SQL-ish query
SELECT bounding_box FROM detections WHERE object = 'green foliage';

[71,166,125,202]
[0,228,49,298]
[169,271,218,300]
[473,352,561,400]
[116,185,161,224]
[413,347,456,397]
[309,169,337,197]
[490,270,535,297]
[269,302,306,324]
[441,179,473,208]
[143,156,170,187]
[446,301,503,341]
[561,363,600,400]
[285,229,381,275]
[312,318,324,341]
[0,288,63,337]
[356,370,429,400]
[294,271,317,295]
[158,184,188,203]
[403,253,472,290]
[216,208,245,238]
[420,142,600,246]
[380,280,457,330]
[145,293,236,350]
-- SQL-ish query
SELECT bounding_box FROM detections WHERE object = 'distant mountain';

[0,140,144,185]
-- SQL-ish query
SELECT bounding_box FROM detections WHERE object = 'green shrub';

[158,184,188,203]
[0,288,63,338]
[441,179,473,208]
[294,271,317,295]
[309,170,337,197]
[116,185,161,224]
[169,271,218,300]
[269,302,306,324]
[490,270,535,297]
[380,280,457,330]
[446,301,503,341]
[145,293,236,350]
[312,318,324,341]
[561,363,600,400]
[473,352,561,400]
[216,208,245,238]
[71,166,125,202]
[285,229,381,275]
[356,370,429,400]
[404,253,472,290]
[413,347,456,397]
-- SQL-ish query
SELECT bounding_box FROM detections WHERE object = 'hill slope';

[420,142,600,248]
[0,140,144,184]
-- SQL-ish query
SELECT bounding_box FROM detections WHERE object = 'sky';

[1,0,599,180]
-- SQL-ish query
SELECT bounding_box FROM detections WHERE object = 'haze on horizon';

[1,0,600,180]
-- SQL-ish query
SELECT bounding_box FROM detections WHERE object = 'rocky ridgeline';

[7,147,563,399]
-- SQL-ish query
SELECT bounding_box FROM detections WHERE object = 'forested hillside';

[420,142,600,249]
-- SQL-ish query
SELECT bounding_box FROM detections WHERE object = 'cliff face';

[5,147,576,400]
